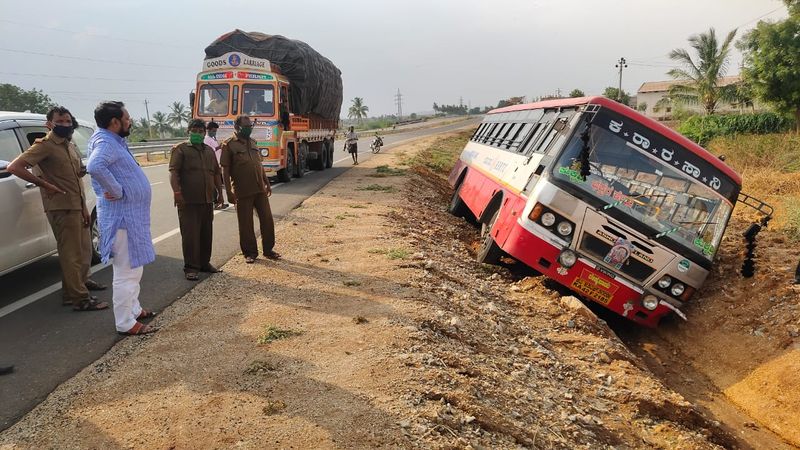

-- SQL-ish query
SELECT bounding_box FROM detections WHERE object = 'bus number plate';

[570,269,619,305]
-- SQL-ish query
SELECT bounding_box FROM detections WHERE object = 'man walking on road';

[170,119,224,280]
[220,115,280,264]
[344,126,359,165]
[87,101,157,336]
[6,106,109,311]
[204,121,228,209]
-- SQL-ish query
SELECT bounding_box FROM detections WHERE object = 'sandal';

[137,309,157,320]
[73,298,109,312]
[118,322,158,336]
[245,256,256,264]
[185,272,199,281]
[264,250,282,260]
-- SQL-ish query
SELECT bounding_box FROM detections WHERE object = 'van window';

[0,129,21,162]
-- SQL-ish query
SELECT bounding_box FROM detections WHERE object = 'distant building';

[636,75,748,119]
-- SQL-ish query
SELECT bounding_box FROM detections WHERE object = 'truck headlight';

[657,276,672,289]
[642,294,659,311]
[670,283,685,297]
[556,221,573,236]
[558,249,577,268]
[260,149,269,157]
[541,212,556,227]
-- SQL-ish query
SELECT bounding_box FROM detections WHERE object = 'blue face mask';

[53,124,73,138]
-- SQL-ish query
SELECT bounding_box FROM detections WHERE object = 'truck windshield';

[198,83,230,117]
[242,84,275,116]
[553,122,733,260]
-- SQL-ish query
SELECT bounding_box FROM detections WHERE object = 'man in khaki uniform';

[169,119,223,280]
[7,106,108,311]
[220,115,280,264]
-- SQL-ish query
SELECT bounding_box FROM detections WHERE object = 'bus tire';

[448,179,470,218]
[477,208,504,265]
[295,142,308,178]
[277,150,294,183]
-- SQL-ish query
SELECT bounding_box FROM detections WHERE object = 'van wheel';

[477,208,504,265]
[277,151,293,183]
[90,212,101,264]
[448,180,470,217]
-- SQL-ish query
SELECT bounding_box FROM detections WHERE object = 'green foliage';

[678,112,794,145]
[257,326,302,345]
[348,97,369,123]
[739,12,800,122]
[668,28,737,114]
[433,103,468,115]
[167,101,190,129]
[602,87,631,106]
[370,165,407,177]
[406,132,471,175]
[569,89,585,98]
[0,83,57,113]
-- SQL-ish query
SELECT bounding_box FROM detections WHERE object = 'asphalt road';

[0,118,479,431]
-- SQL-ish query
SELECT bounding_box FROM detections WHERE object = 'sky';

[0,0,788,124]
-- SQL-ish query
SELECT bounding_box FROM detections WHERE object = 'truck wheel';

[325,140,334,168]
[296,142,308,178]
[477,208,504,265]
[308,142,325,171]
[277,151,293,183]
[319,144,328,170]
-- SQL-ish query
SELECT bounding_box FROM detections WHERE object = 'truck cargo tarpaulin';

[205,30,343,120]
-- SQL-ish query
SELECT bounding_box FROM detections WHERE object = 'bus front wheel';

[477,209,503,265]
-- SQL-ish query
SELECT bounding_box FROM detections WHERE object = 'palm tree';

[348,97,369,123]
[668,28,737,115]
[167,101,190,129]
[152,111,169,139]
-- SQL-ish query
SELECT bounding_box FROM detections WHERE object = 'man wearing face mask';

[220,115,280,264]
[87,101,157,335]
[169,119,223,280]
[204,121,228,209]
[7,106,109,311]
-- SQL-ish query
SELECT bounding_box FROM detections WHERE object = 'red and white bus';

[448,96,743,327]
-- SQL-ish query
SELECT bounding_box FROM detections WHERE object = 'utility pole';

[143,99,154,139]
[615,57,628,102]
[394,89,403,121]
[556,88,562,98]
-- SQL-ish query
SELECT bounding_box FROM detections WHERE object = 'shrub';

[678,112,794,146]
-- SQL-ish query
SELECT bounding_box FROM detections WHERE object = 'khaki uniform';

[169,141,221,273]
[19,131,91,306]
[220,135,275,258]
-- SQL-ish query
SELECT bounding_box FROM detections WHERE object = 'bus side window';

[491,123,508,147]
[510,122,532,152]
[503,123,522,150]
[535,127,559,154]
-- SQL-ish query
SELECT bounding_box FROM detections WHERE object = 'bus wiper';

[603,192,668,210]
[579,126,591,181]
[652,227,678,239]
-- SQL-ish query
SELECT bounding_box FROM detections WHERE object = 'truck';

[190,30,343,182]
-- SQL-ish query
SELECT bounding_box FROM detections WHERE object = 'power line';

[0,71,188,84]
[0,47,192,70]
[0,19,195,49]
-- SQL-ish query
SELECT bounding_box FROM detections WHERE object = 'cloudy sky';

[0,0,787,123]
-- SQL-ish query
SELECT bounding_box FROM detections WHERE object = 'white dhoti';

[111,229,143,332]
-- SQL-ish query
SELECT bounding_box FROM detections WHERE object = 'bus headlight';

[670,283,685,297]
[642,294,659,311]
[541,212,556,227]
[260,149,269,157]
[556,221,573,236]
[657,276,672,289]
[558,249,577,268]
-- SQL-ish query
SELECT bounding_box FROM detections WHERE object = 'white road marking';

[0,209,227,318]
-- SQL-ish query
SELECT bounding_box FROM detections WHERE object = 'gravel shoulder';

[0,132,738,449]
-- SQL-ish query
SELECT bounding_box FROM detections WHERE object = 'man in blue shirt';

[87,101,157,336]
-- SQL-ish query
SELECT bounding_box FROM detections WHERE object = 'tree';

[348,97,369,123]
[739,3,800,127]
[167,101,190,129]
[152,111,169,139]
[667,27,737,115]
[569,89,585,98]
[0,83,57,113]
[637,102,648,112]
[602,87,631,105]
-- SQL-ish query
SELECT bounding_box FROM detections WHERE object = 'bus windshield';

[198,83,230,116]
[242,84,275,116]
[553,119,733,260]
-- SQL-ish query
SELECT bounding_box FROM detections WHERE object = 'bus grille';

[580,234,655,281]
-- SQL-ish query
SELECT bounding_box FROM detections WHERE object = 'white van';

[0,112,100,276]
